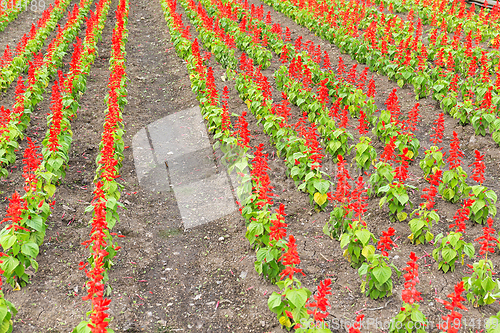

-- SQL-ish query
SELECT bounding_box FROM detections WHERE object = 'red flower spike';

[430,113,445,146]
[306,279,332,322]
[475,217,499,257]
[471,150,485,184]
[366,76,375,98]
[348,314,364,333]
[449,198,474,233]
[279,235,305,280]
[394,148,412,183]
[401,252,423,305]
[436,281,468,333]
[407,103,420,133]
[446,131,464,169]
[348,176,368,219]
[377,227,397,256]
[270,204,287,242]
[333,155,352,205]
[381,136,397,163]
[337,56,345,77]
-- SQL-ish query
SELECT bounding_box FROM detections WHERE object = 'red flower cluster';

[22,137,42,193]
[349,176,368,220]
[80,183,112,332]
[236,111,251,148]
[47,80,63,152]
[2,191,27,232]
[385,88,401,125]
[421,170,442,210]
[436,281,468,333]
[377,227,397,256]
[270,204,287,242]
[348,314,364,333]
[332,155,352,205]
[279,235,305,280]
[475,218,499,258]
[394,148,411,183]
[401,252,423,305]
[430,112,445,146]
[380,136,397,163]
[221,86,230,132]
[446,131,464,169]
[471,150,485,184]
[449,198,474,233]
[306,278,332,322]
[250,143,273,209]
[357,110,369,136]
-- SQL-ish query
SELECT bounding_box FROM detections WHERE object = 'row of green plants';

[160,1,342,331]
[260,0,500,147]
[0,0,112,330]
[0,0,72,90]
[74,0,129,330]
[0,0,33,32]
[0,0,95,178]
[163,0,500,331]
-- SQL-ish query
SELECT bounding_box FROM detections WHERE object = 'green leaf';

[372,266,392,284]
[356,229,372,245]
[267,292,282,310]
[313,180,330,194]
[44,184,56,197]
[442,248,457,263]
[0,256,18,274]
[0,234,16,250]
[286,288,310,308]
[362,245,375,258]
[21,242,39,258]
[464,243,475,258]
[26,215,43,232]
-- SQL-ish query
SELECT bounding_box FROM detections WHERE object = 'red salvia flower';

[48,80,63,152]
[401,252,423,305]
[394,148,411,183]
[349,176,368,220]
[421,170,442,210]
[430,113,445,146]
[337,56,345,77]
[279,235,305,280]
[348,314,364,333]
[306,279,332,322]
[236,111,250,148]
[347,64,357,84]
[385,88,401,125]
[357,110,368,135]
[221,86,230,132]
[377,227,397,256]
[322,51,331,70]
[436,281,468,333]
[338,105,349,128]
[446,131,464,169]
[475,217,498,258]
[366,76,375,98]
[380,136,397,163]
[406,103,420,133]
[333,155,352,205]
[22,137,42,193]
[449,198,474,233]
[357,68,368,91]
[2,191,27,231]
[471,150,485,184]
[270,204,287,242]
